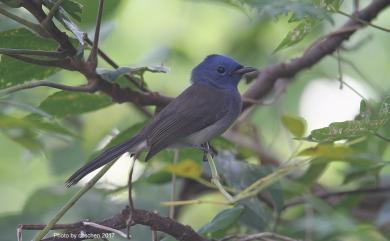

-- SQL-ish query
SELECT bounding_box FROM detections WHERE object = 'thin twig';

[0,80,97,97]
[5,54,75,70]
[32,161,117,241]
[0,48,67,58]
[336,48,343,89]
[161,199,230,207]
[126,158,136,238]
[336,9,390,33]
[88,0,104,69]
[374,132,390,142]
[220,233,301,241]
[84,37,147,92]
[44,0,66,23]
[169,150,179,219]
[330,54,382,94]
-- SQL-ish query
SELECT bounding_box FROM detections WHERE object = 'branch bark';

[242,0,390,110]
[39,207,209,241]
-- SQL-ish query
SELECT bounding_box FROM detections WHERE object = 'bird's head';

[191,54,256,90]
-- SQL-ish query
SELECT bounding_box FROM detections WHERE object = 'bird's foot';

[201,142,218,162]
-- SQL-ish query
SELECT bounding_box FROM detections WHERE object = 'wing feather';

[143,83,230,160]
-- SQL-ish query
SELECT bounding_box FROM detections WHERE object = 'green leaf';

[214,152,280,225]
[305,96,390,143]
[37,91,112,118]
[0,113,76,152]
[245,0,329,20]
[73,0,124,27]
[379,96,390,117]
[43,0,85,43]
[0,0,22,8]
[343,163,388,185]
[274,18,318,52]
[198,205,244,238]
[0,28,60,89]
[0,114,42,152]
[307,118,388,143]
[318,0,344,11]
[97,66,170,89]
[298,144,353,159]
[59,0,83,22]
[97,67,133,82]
[296,161,328,185]
[165,159,202,178]
[281,114,307,138]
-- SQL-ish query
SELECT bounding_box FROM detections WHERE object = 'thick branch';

[40,207,209,241]
[242,0,390,110]
[10,0,389,109]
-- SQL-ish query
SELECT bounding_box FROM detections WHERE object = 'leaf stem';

[32,160,116,241]
[169,150,179,219]
[0,48,66,58]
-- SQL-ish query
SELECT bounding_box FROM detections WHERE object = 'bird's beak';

[234,66,257,75]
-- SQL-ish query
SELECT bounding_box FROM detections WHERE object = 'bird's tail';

[65,135,145,187]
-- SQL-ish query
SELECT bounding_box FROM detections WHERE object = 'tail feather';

[66,135,144,187]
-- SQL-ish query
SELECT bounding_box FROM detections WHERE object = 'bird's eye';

[216,66,226,74]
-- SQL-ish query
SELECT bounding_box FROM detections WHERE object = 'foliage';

[0,1,389,241]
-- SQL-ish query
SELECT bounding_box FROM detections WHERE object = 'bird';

[66,54,256,187]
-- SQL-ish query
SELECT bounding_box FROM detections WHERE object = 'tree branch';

[84,37,149,92]
[33,162,117,241]
[38,207,209,241]
[0,48,67,58]
[44,0,66,23]
[0,80,97,97]
[5,54,75,70]
[87,0,104,69]
[242,0,390,110]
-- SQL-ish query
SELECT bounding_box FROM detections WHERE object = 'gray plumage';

[66,54,255,186]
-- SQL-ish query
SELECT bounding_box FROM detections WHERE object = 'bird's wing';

[143,83,231,160]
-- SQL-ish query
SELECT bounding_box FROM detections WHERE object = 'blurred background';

[0,0,389,240]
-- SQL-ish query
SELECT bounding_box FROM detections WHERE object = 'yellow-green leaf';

[298,144,353,159]
[165,159,202,178]
[281,114,307,138]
